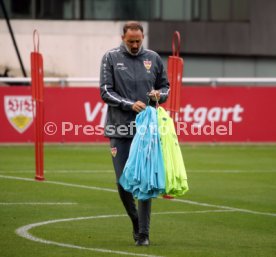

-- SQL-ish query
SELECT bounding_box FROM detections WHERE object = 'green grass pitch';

[0,144,276,257]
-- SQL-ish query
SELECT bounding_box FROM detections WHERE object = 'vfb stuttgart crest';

[143,60,152,73]
[111,147,117,157]
[4,96,34,133]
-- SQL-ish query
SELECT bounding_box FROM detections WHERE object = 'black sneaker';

[135,233,150,246]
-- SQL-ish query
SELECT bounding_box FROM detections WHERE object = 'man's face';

[122,29,144,54]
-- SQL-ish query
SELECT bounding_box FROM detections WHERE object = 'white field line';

[0,169,275,174]
[16,213,160,257]
[0,175,116,193]
[15,210,234,257]
[0,202,77,205]
[0,174,275,217]
[154,209,237,215]
[189,169,276,173]
[0,170,113,174]
[46,170,113,173]
[170,198,276,217]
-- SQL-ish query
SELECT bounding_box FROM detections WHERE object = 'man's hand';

[132,101,146,113]
[148,90,160,102]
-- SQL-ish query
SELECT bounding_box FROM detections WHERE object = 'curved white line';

[15,214,157,257]
[15,210,233,257]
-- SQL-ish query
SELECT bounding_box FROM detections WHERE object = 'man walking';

[100,21,169,246]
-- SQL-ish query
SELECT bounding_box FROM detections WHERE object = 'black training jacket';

[100,43,170,138]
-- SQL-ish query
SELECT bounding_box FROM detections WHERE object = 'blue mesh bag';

[119,106,165,200]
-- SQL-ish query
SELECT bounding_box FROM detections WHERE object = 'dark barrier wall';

[149,0,276,57]
[1,86,276,143]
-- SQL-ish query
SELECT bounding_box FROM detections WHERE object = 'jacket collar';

[120,42,145,57]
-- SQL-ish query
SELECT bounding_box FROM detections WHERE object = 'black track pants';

[110,137,152,235]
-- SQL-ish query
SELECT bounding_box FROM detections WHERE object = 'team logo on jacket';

[111,147,117,157]
[143,60,152,73]
[4,96,34,133]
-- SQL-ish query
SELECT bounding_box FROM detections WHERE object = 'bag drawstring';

[146,90,160,108]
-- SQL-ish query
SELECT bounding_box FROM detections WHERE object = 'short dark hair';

[123,21,144,34]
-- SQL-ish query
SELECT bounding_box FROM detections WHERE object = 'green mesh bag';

[157,106,189,197]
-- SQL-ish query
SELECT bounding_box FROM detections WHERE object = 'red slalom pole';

[31,30,45,181]
[164,31,184,122]
[162,32,184,200]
